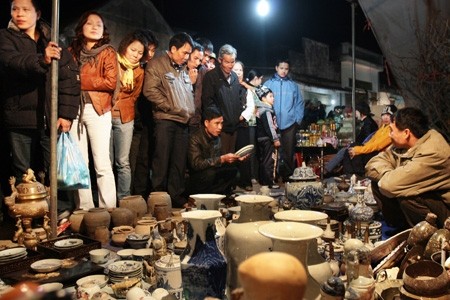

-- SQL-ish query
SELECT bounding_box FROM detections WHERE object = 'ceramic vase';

[119,195,148,225]
[274,210,333,288]
[285,180,324,209]
[83,208,111,239]
[147,191,172,216]
[154,203,170,221]
[238,252,308,300]
[258,221,324,300]
[225,195,274,295]
[189,194,226,210]
[111,207,135,227]
[407,212,438,247]
[180,210,226,300]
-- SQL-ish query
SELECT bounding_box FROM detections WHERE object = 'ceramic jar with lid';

[285,163,323,209]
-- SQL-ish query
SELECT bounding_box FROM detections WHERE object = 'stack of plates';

[107,260,142,283]
[54,238,83,249]
[0,247,27,264]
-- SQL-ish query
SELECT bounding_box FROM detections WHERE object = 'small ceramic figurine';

[13,215,23,243]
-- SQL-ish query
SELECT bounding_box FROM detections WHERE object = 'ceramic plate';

[76,274,108,288]
[54,238,83,248]
[235,144,254,157]
[108,260,142,274]
[31,259,62,273]
[289,175,318,181]
[0,247,27,259]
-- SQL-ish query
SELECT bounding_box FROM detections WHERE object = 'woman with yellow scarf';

[111,31,148,200]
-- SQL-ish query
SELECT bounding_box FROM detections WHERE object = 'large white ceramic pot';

[224,195,274,296]
[258,221,324,300]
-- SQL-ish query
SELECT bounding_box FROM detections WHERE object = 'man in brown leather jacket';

[143,32,195,207]
[187,107,248,195]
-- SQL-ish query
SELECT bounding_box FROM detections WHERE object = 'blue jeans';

[324,147,347,173]
[8,128,50,182]
[111,118,134,200]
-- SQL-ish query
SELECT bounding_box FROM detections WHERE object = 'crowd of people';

[0,0,449,228]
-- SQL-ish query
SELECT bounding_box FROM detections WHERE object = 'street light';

[256,0,270,17]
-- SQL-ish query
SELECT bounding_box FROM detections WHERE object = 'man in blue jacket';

[264,59,304,179]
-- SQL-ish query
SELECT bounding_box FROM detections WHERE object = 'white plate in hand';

[235,144,254,157]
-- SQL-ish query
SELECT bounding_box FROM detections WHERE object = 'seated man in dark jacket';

[187,106,249,195]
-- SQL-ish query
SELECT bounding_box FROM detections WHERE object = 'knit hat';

[355,102,372,116]
[381,104,398,116]
[255,85,272,100]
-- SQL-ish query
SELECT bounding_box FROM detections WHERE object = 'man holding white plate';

[187,107,250,197]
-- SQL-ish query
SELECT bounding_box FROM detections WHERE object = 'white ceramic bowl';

[38,282,63,293]
[89,249,110,264]
[76,274,108,288]
[117,249,136,260]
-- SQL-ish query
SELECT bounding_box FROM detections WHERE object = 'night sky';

[1,0,381,68]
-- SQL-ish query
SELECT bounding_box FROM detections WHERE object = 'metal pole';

[49,0,60,238]
[351,1,357,142]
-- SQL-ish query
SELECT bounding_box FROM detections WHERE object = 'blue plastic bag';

[57,132,91,190]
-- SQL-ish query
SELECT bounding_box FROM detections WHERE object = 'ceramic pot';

[225,195,274,294]
[258,221,324,300]
[111,207,135,227]
[94,226,110,245]
[135,218,157,236]
[189,194,226,210]
[119,195,148,225]
[154,254,183,299]
[147,192,172,216]
[181,210,226,300]
[407,213,438,247]
[111,226,134,246]
[424,227,450,259]
[69,209,87,233]
[238,252,308,300]
[83,208,111,239]
[402,260,449,297]
[153,203,169,221]
[285,180,324,209]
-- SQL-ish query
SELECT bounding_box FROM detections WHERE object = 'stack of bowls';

[107,260,142,283]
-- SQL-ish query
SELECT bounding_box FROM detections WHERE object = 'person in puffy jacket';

[0,0,80,183]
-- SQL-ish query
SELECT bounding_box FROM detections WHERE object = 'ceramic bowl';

[133,248,153,261]
[38,282,63,293]
[76,274,108,288]
[117,249,136,260]
[402,260,450,297]
[126,234,150,249]
[89,249,110,264]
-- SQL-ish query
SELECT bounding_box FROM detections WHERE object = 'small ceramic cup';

[89,249,110,264]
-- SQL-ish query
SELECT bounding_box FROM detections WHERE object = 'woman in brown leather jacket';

[68,11,118,210]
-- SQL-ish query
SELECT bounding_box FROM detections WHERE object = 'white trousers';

[69,104,117,209]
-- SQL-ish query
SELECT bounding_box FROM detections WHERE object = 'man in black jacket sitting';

[187,107,249,196]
